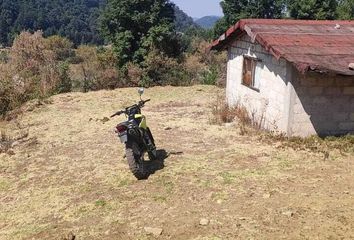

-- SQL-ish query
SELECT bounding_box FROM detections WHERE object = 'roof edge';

[208,19,354,76]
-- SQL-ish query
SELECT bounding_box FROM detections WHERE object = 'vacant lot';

[1,86,353,240]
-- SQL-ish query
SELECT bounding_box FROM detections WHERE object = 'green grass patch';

[95,199,107,207]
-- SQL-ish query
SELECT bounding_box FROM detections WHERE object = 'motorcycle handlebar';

[111,99,150,118]
[110,110,124,118]
[138,99,151,107]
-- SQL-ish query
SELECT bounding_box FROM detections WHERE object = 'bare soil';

[0,85,353,240]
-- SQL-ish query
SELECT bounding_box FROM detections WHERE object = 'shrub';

[201,66,218,85]
[0,31,74,115]
[143,49,191,87]
[57,62,72,93]
[73,45,120,91]
[211,95,251,125]
[45,35,74,61]
[126,62,144,86]
[185,39,227,86]
[0,49,8,63]
[183,54,207,84]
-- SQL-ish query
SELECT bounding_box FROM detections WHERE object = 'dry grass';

[211,96,354,155]
[0,86,353,240]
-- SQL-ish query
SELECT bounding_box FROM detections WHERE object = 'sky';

[171,0,223,19]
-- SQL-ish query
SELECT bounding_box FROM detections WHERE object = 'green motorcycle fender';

[134,114,147,130]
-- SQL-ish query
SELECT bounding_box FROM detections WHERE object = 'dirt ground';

[0,85,353,240]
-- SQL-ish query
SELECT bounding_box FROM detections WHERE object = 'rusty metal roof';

[210,19,354,75]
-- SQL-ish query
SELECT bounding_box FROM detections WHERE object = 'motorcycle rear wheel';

[125,141,149,180]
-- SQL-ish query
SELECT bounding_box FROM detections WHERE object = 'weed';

[219,172,237,185]
[163,181,174,194]
[0,179,10,191]
[0,130,13,153]
[259,133,354,154]
[210,95,251,128]
[201,66,218,85]
[153,195,167,203]
[95,200,107,207]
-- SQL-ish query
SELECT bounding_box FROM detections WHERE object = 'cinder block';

[309,87,324,95]
[313,96,328,104]
[300,77,317,87]
[350,113,354,121]
[335,78,353,87]
[316,78,334,87]
[271,57,280,66]
[343,87,354,95]
[255,44,263,53]
[324,87,342,95]
[339,122,354,130]
[279,59,287,67]
[333,113,349,121]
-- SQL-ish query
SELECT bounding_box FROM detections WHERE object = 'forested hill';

[0,0,106,46]
[195,16,221,29]
[173,5,199,32]
[0,0,199,47]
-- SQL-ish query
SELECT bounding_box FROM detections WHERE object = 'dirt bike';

[111,88,157,180]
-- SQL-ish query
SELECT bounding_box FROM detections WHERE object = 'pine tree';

[288,0,338,20]
[213,0,285,38]
[337,0,354,19]
[100,0,181,67]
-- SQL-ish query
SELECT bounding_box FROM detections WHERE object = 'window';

[242,56,261,91]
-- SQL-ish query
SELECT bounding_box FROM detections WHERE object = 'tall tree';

[100,0,181,67]
[213,0,285,38]
[288,0,338,20]
[0,0,19,46]
[0,0,105,47]
[337,0,354,19]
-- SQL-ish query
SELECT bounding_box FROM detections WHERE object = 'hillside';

[1,86,353,239]
[0,1,198,47]
[195,16,221,29]
[174,5,200,32]
[0,0,105,46]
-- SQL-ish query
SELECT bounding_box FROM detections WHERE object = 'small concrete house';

[210,19,354,137]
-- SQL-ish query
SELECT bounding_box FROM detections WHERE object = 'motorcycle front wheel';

[125,141,149,180]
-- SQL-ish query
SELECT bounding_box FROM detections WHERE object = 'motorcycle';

[111,88,157,180]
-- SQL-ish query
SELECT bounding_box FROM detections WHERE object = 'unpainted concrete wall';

[290,72,354,136]
[226,34,290,133]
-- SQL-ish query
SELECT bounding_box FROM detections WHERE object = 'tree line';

[214,0,354,37]
[0,0,107,47]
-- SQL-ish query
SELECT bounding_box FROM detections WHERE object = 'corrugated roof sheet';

[210,19,354,75]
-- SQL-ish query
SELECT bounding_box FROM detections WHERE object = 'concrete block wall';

[290,72,354,136]
[226,34,290,132]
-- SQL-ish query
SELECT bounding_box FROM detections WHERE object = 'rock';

[169,151,183,155]
[263,193,271,199]
[62,232,75,240]
[11,141,20,148]
[144,227,163,237]
[274,142,283,148]
[282,210,295,217]
[199,218,209,226]
[7,150,15,156]
[101,117,110,123]
[164,127,172,131]
[349,63,354,70]
[225,122,236,128]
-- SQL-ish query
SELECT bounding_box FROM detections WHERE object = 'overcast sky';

[172,0,223,18]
